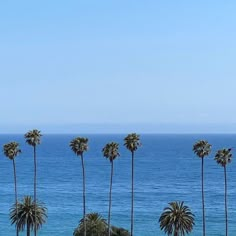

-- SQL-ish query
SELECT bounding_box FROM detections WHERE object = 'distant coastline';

[1,122,236,134]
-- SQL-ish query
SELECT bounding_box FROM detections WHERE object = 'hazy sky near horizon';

[1,1,236,133]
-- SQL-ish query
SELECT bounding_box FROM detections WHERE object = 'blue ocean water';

[0,134,235,236]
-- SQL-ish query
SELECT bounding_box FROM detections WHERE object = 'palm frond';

[3,142,21,160]
[102,142,120,162]
[193,140,211,158]
[159,201,195,236]
[124,133,141,153]
[70,137,89,156]
[215,148,232,167]
[24,129,42,146]
[10,196,47,232]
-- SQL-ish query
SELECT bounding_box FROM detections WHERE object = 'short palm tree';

[3,141,21,236]
[70,137,89,236]
[73,212,130,236]
[159,201,195,236]
[110,226,130,236]
[24,129,42,236]
[102,142,120,236]
[192,140,211,236]
[73,212,107,236]
[10,196,47,236]
[124,133,141,236]
[215,148,232,236]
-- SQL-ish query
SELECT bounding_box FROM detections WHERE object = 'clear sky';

[1,1,236,133]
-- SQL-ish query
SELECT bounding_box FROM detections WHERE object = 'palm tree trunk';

[27,221,30,236]
[201,157,206,236]
[34,145,37,236]
[13,159,19,236]
[131,151,134,236]
[81,154,86,236]
[224,166,228,236]
[108,160,114,236]
[174,228,178,236]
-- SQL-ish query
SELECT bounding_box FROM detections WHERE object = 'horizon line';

[2,132,236,135]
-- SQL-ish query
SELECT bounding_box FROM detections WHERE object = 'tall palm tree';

[3,142,21,236]
[10,196,47,236]
[192,140,211,236]
[102,142,120,236]
[159,201,195,236]
[124,133,141,236]
[24,129,42,236]
[73,212,107,236]
[70,137,89,236]
[214,148,232,236]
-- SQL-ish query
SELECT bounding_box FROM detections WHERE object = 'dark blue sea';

[0,134,235,236]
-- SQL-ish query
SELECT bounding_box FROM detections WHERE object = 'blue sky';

[1,1,236,133]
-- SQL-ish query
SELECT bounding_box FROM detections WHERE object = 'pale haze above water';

[1,1,236,133]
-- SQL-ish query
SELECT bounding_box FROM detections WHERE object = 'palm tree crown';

[70,137,89,156]
[193,140,211,158]
[159,201,195,236]
[124,133,141,153]
[3,142,21,160]
[73,212,107,236]
[10,196,47,235]
[73,212,130,236]
[110,226,130,236]
[102,142,120,162]
[215,148,232,167]
[24,129,42,147]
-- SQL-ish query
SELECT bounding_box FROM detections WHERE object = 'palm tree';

[159,201,195,236]
[192,140,211,236]
[10,196,47,236]
[124,133,141,236]
[73,212,130,236]
[102,142,120,236]
[110,226,130,236]
[73,212,107,236]
[3,141,21,236]
[214,148,232,236]
[24,129,42,236]
[70,137,89,236]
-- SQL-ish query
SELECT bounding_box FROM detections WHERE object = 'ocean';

[0,134,235,236]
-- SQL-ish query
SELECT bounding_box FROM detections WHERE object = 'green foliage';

[73,213,130,236]
[24,129,42,147]
[110,226,130,236]
[70,137,89,156]
[102,142,120,162]
[159,201,195,236]
[3,142,21,160]
[10,196,47,233]
[193,140,211,158]
[73,213,107,236]
[124,133,141,153]
[215,148,232,167]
